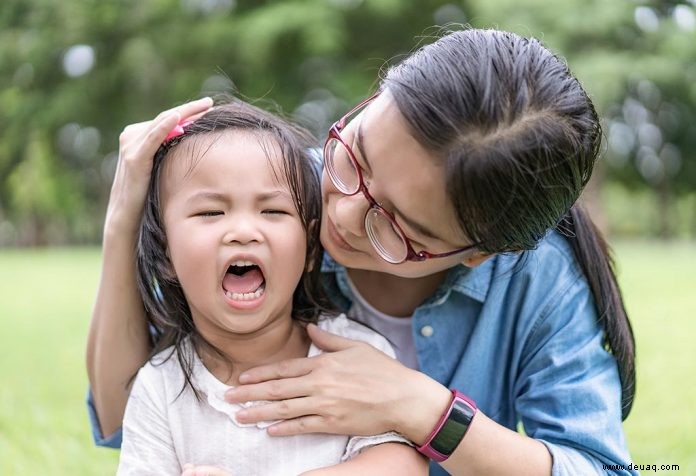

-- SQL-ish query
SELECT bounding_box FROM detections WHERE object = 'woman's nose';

[333,193,369,237]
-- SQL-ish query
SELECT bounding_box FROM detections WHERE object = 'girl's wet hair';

[383,28,635,418]
[135,100,334,398]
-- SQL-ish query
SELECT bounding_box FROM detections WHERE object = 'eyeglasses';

[323,93,479,264]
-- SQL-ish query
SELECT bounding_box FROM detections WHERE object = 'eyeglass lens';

[326,136,408,263]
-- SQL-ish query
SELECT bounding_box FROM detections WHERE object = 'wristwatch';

[416,389,477,462]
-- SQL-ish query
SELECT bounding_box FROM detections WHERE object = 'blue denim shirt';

[88,230,635,475]
[320,230,635,476]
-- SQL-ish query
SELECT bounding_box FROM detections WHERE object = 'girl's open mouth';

[222,261,266,302]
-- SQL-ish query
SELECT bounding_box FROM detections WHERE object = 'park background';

[0,0,694,474]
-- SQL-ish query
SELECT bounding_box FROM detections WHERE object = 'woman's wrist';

[103,205,144,243]
[394,370,452,445]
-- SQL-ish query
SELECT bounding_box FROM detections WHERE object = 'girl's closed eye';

[262,208,293,216]
[195,210,224,217]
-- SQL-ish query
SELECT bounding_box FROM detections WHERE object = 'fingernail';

[225,388,237,399]
[236,410,248,420]
[238,373,250,383]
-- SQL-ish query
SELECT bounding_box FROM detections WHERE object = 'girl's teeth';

[224,283,265,301]
[231,260,256,267]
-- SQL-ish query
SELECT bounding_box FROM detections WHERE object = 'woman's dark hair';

[135,99,334,398]
[383,28,635,419]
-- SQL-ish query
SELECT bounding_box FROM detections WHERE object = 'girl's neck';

[197,318,310,386]
[346,268,449,317]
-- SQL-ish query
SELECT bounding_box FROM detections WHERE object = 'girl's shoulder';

[313,313,396,359]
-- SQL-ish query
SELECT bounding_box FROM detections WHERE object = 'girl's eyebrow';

[186,190,291,203]
[187,191,227,203]
[257,190,292,201]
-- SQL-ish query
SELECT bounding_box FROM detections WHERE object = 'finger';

[226,375,313,403]
[180,109,209,125]
[140,111,181,152]
[266,415,328,437]
[166,97,214,121]
[121,98,212,146]
[235,396,315,424]
[306,323,362,352]
[235,357,315,385]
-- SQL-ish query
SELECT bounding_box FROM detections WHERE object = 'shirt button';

[420,325,434,337]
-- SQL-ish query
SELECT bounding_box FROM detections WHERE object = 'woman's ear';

[461,251,494,268]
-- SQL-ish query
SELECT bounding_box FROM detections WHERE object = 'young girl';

[90,28,636,475]
[116,102,426,475]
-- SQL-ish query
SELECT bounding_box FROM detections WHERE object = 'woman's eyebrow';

[355,122,371,169]
[396,211,440,241]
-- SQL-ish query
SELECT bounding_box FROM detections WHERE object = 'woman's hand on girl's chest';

[225,323,450,444]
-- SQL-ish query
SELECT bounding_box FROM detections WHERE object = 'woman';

[87,29,636,475]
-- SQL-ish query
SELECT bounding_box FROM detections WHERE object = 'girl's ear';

[461,251,494,268]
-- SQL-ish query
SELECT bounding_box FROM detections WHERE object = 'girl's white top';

[117,314,410,476]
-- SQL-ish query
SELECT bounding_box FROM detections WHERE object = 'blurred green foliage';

[1,0,695,245]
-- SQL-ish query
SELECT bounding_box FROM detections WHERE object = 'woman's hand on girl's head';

[225,323,452,444]
[105,97,213,237]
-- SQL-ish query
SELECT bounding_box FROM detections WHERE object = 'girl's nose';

[333,193,369,237]
[222,215,262,245]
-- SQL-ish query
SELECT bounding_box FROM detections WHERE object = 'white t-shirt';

[117,314,409,476]
[345,275,419,370]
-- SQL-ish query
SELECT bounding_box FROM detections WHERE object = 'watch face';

[430,399,476,456]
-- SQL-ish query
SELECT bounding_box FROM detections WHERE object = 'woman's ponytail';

[556,205,636,419]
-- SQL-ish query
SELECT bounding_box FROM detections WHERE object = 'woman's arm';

[301,443,428,476]
[86,98,213,439]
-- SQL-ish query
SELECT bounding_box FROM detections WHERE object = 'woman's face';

[320,91,473,278]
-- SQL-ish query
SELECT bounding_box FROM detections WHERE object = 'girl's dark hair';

[135,99,334,398]
[383,28,635,419]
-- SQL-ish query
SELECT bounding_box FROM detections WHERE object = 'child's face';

[160,131,307,336]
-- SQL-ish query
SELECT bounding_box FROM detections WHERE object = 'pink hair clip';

[164,119,194,142]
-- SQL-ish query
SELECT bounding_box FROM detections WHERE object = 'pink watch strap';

[416,389,477,462]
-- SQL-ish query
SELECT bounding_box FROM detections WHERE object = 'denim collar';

[321,253,492,305]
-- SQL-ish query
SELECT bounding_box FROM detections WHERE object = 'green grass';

[0,242,694,474]
[614,241,696,471]
[0,248,119,475]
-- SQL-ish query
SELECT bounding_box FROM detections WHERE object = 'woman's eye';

[262,209,289,215]
[196,211,223,217]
